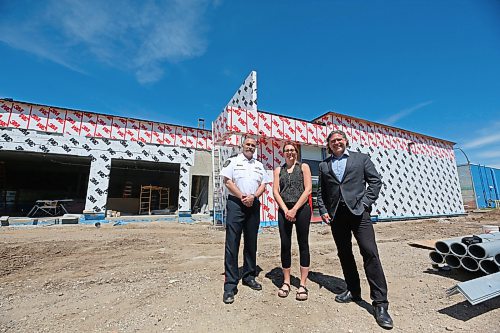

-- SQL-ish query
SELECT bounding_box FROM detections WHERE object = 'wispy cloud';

[458,121,500,166]
[0,0,212,84]
[477,150,500,158]
[382,100,434,125]
[462,133,500,149]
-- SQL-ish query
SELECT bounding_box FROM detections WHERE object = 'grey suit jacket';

[317,150,382,217]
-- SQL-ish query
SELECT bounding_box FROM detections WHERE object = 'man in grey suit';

[317,130,393,329]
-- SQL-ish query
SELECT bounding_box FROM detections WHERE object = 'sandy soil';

[1,211,499,333]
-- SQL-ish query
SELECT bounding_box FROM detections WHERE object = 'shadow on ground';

[422,268,482,282]
[438,298,500,321]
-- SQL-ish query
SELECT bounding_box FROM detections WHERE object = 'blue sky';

[1,0,499,167]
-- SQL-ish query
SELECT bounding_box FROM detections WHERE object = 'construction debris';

[430,231,500,305]
[430,232,500,275]
[447,272,500,305]
[1,216,9,226]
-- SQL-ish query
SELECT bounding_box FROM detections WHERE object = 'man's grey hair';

[326,130,350,154]
[242,136,257,146]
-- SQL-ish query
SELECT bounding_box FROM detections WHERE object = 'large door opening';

[0,151,90,216]
[106,159,180,215]
[300,145,325,222]
[191,175,209,214]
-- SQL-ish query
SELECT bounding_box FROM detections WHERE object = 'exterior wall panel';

[213,95,464,221]
[0,127,195,214]
[469,164,500,208]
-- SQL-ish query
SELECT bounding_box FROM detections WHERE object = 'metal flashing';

[447,272,500,305]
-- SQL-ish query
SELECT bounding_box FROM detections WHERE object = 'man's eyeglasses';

[284,149,296,153]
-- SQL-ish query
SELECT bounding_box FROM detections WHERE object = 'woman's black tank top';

[279,163,304,204]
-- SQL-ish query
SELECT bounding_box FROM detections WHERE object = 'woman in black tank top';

[272,141,312,301]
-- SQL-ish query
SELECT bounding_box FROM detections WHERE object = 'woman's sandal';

[296,285,308,301]
[277,282,291,298]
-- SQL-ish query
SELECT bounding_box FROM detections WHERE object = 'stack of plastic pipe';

[429,232,500,274]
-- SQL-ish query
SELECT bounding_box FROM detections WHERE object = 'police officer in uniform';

[220,137,272,304]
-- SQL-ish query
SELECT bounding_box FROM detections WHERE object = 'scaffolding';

[139,185,170,215]
[212,144,224,226]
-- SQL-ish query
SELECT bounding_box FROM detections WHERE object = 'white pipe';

[479,258,500,274]
[476,232,500,241]
[435,237,464,254]
[468,239,500,260]
[494,253,500,266]
[429,251,445,264]
[445,255,461,268]
[450,242,468,257]
[435,233,500,257]
[461,256,479,272]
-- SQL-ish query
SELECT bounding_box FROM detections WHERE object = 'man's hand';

[363,203,372,213]
[321,213,331,225]
[241,194,255,207]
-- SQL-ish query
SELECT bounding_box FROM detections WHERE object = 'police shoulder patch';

[223,159,231,167]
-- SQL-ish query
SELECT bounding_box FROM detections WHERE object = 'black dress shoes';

[374,306,394,329]
[242,279,262,291]
[335,290,362,303]
[223,288,238,304]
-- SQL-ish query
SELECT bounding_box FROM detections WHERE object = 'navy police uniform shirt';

[220,153,272,197]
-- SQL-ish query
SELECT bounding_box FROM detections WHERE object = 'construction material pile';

[429,232,500,274]
[430,231,500,305]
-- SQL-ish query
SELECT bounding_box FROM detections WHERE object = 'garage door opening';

[0,151,90,216]
[106,159,180,215]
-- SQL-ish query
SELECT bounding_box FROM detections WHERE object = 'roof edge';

[0,98,212,133]
[312,111,456,145]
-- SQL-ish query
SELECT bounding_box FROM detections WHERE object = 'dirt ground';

[1,211,499,333]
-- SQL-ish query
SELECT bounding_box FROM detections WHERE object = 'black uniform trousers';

[224,195,261,292]
[331,203,389,308]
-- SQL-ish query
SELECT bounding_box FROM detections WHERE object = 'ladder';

[122,180,133,198]
[139,185,170,215]
[212,145,225,225]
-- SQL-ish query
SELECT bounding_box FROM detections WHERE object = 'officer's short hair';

[242,136,257,146]
[326,130,350,154]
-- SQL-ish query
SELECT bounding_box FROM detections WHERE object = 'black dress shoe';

[374,305,394,329]
[335,290,362,303]
[242,279,262,291]
[223,288,238,304]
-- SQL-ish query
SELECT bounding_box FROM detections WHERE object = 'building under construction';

[0,99,212,219]
[0,71,465,223]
